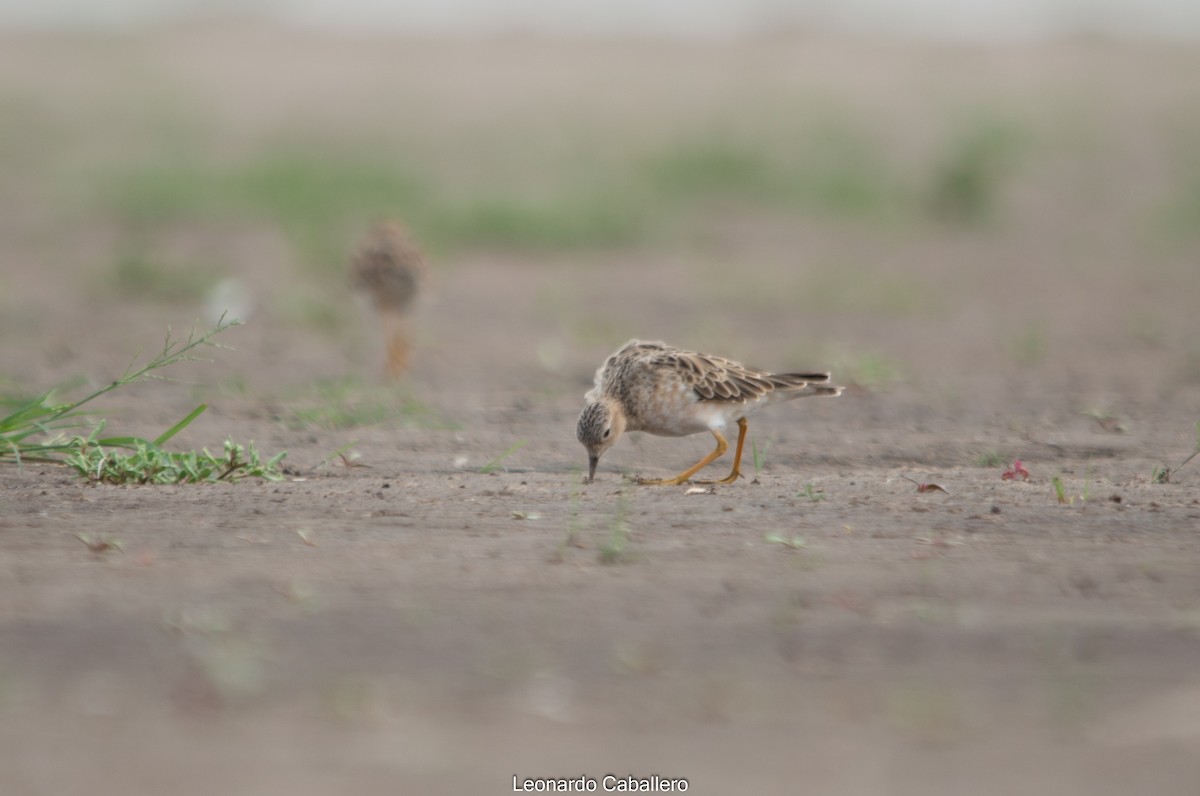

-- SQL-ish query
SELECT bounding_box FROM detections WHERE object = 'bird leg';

[637,428,729,486]
[380,311,413,378]
[693,417,748,485]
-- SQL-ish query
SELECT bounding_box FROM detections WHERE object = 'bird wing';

[646,349,827,403]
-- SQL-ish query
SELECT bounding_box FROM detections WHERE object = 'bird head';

[576,398,625,482]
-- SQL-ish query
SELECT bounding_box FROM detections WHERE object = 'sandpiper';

[348,221,426,378]
[576,340,842,484]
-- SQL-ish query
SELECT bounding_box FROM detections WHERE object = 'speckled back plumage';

[578,339,843,483]
[588,340,839,436]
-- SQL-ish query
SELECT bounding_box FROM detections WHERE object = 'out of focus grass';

[102,252,221,300]
[926,115,1026,223]
[282,376,457,430]
[93,118,990,268]
[105,153,426,273]
[643,125,906,221]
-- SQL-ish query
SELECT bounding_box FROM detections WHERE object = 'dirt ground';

[2,26,1200,795]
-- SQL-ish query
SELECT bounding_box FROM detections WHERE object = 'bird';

[348,221,426,378]
[576,340,842,485]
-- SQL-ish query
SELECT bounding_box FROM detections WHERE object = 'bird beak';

[587,454,599,482]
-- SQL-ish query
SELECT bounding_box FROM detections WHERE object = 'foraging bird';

[348,221,426,378]
[577,340,842,484]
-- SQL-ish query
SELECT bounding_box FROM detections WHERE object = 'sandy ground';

[2,27,1200,795]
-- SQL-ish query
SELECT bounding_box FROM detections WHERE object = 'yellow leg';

[637,429,728,486]
[693,417,748,485]
[381,312,413,378]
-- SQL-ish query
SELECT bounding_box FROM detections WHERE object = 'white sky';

[3,0,1200,39]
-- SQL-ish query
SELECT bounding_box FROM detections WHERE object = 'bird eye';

[602,428,611,439]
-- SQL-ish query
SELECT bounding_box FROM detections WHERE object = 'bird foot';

[635,475,690,486]
[691,471,742,485]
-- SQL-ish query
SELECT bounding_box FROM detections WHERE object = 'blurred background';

[2,0,1199,410]
[2,0,1199,414]
[6,0,1200,37]
[3,4,1200,796]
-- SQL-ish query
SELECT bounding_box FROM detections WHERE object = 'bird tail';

[774,372,843,397]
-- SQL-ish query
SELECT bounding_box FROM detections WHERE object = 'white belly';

[636,388,739,437]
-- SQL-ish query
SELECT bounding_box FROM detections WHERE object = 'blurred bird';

[577,340,842,484]
[348,221,426,378]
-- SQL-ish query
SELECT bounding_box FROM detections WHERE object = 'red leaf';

[1001,460,1030,481]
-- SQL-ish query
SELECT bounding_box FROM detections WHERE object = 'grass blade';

[153,404,208,446]
[479,440,528,474]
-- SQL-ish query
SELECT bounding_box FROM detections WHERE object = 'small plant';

[556,475,588,559]
[765,532,807,549]
[286,378,454,430]
[75,533,123,554]
[974,450,1006,468]
[751,438,773,481]
[799,482,825,503]
[1081,407,1126,434]
[316,441,367,470]
[479,439,528,474]
[901,474,949,494]
[66,439,285,485]
[1,317,282,484]
[599,494,631,564]
[104,252,218,301]
[838,352,902,392]
[1052,475,1074,505]
[1152,421,1200,484]
[1011,326,1047,366]
[1002,460,1030,481]
[927,116,1024,224]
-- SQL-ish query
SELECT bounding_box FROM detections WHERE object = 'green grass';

[801,264,937,318]
[641,127,905,222]
[68,438,284,485]
[273,287,349,335]
[95,122,915,268]
[799,482,825,503]
[85,110,1038,268]
[556,475,587,559]
[479,440,528,474]
[1155,167,1200,243]
[429,195,644,251]
[1052,475,1074,505]
[836,352,903,392]
[0,317,285,483]
[644,139,780,201]
[974,450,1006,468]
[105,152,426,273]
[284,377,456,430]
[750,438,772,480]
[927,115,1026,224]
[1153,420,1200,483]
[765,532,807,549]
[1011,325,1048,365]
[599,494,632,564]
[103,252,220,301]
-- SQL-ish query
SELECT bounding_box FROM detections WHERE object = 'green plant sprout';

[1153,421,1200,483]
[1052,475,1076,506]
[800,483,825,502]
[67,439,284,485]
[599,494,631,564]
[751,438,773,480]
[765,532,807,549]
[973,450,1005,468]
[479,440,528,474]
